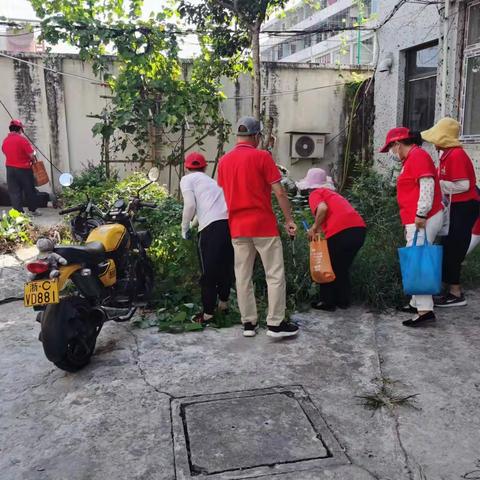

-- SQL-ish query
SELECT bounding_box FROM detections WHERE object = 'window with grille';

[462,1,480,139]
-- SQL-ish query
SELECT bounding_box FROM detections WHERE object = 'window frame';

[403,41,439,132]
[460,0,480,142]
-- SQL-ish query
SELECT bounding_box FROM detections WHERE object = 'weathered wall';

[0,54,370,193]
[374,0,480,177]
[373,0,441,167]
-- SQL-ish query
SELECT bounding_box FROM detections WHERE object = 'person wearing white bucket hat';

[297,168,366,311]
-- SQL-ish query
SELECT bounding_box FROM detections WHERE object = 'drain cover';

[172,386,347,479]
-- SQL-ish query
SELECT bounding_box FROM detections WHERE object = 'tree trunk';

[251,22,262,121]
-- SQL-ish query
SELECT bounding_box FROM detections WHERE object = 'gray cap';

[236,116,263,136]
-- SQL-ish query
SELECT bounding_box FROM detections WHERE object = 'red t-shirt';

[438,147,478,203]
[2,132,34,169]
[396,146,443,225]
[308,188,366,239]
[218,143,282,238]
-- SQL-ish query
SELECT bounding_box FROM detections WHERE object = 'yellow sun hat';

[421,117,462,148]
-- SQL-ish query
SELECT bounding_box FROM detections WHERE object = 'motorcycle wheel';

[40,296,102,372]
[135,257,155,304]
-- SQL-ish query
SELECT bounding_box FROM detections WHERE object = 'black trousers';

[442,200,479,285]
[319,227,366,307]
[6,166,37,213]
[197,219,234,315]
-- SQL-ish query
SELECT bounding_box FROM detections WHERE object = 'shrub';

[60,167,203,328]
[60,163,119,208]
[462,246,480,288]
[345,170,405,310]
[0,209,35,254]
[261,169,406,312]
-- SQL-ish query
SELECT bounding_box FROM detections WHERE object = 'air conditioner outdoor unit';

[288,132,326,160]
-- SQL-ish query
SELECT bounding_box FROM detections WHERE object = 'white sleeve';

[181,190,196,236]
[416,177,435,218]
[440,179,470,195]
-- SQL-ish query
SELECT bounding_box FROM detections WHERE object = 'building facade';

[261,0,379,66]
[374,0,480,176]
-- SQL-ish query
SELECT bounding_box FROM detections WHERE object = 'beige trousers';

[232,236,286,327]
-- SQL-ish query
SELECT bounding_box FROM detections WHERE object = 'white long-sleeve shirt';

[440,179,470,195]
[180,172,228,237]
[416,177,435,218]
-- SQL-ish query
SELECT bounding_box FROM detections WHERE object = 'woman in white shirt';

[180,152,233,323]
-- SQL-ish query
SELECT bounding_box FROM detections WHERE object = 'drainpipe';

[440,0,450,117]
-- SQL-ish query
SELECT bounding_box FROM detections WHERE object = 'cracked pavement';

[1,292,479,480]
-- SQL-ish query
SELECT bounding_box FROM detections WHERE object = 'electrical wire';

[0,51,106,84]
[0,28,41,37]
[0,98,63,174]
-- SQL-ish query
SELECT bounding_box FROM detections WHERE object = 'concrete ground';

[29,207,63,230]
[1,292,479,480]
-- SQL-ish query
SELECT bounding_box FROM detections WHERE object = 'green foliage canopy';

[30,0,228,168]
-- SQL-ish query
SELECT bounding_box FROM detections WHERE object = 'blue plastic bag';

[398,230,443,295]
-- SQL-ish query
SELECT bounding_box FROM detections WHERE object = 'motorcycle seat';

[55,242,106,265]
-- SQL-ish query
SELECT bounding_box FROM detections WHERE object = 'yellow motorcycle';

[24,168,159,372]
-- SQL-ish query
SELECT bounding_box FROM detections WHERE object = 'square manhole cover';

[172,386,347,479]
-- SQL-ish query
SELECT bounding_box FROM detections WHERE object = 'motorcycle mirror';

[59,173,74,187]
[147,167,160,182]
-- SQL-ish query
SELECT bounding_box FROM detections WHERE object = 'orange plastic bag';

[310,234,336,284]
[32,160,49,186]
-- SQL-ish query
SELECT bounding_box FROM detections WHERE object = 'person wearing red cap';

[180,151,233,324]
[2,119,39,215]
[380,127,443,327]
[218,116,299,338]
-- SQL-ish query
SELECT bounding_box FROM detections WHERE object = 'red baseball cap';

[379,127,411,153]
[10,119,24,129]
[185,152,207,170]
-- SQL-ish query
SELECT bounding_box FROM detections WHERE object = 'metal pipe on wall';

[440,0,450,117]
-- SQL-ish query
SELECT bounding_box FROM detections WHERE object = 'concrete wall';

[0,53,370,193]
[373,0,480,177]
[0,54,128,194]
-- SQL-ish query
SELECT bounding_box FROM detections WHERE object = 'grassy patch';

[357,377,419,413]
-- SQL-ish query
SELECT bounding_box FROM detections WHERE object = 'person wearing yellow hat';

[421,117,480,307]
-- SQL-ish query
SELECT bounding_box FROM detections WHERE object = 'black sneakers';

[266,321,299,338]
[243,322,259,337]
[402,311,436,327]
[434,293,467,308]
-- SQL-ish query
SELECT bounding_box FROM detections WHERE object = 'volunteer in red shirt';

[299,168,366,311]
[422,117,480,307]
[218,116,298,338]
[380,127,443,327]
[2,119,39,215]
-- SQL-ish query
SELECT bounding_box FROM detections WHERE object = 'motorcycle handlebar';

[59,205,84,215]
[138,201,157,209]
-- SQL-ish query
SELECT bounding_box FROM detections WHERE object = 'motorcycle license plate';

[24,280,59,307]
